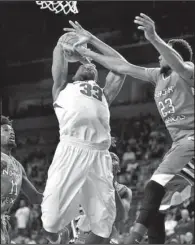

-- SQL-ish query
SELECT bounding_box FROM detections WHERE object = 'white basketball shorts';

[41,136,116,238]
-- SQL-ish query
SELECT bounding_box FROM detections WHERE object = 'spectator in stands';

[175,209,194,235]
[122,145,136,167]
[184,232,194,244]
[15,200,30,237]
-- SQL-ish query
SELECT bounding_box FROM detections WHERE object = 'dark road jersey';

[1,153,23,213]
[145,65,194,142]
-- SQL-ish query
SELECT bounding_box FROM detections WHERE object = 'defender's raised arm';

[134,13,194,85]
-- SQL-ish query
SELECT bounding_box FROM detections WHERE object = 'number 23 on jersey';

[158,98,175,117]
[79,83,103,102]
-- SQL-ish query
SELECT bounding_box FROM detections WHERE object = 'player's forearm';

[86,50,148,79]
[150,34,185,73]
[122,199,131,212]
[86,50,127,73]
[52,45,67,74]
[90,35,126,60]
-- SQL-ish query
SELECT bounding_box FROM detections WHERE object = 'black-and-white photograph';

[1,1,194,244]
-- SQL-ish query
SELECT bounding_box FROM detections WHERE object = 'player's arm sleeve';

[20,164,43,205]
[52,44,69,102]
[144,67,160,85]
[150,35,194,85]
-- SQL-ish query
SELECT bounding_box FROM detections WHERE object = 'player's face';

[158,55,168,68]
[73,64,98,82]
[1,124,16,148]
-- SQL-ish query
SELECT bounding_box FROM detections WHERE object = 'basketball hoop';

[36,1,78,15]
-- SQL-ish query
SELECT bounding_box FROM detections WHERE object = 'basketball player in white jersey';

[41,28,126,244]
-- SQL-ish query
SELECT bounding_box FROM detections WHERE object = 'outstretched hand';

[134,13,157,41]
[57,42,91,65]
[63,21,93,48]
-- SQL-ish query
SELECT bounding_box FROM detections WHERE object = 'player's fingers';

[138,26,146,31]
[69,20,79,30]
[135,16,150,25]
[75,21,83,29]
[134,20,145,26]
[140,13,154,23]
[63,28,76,32]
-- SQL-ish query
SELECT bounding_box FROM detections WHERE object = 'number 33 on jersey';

[79,82,103,101]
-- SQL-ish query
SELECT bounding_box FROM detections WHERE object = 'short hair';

[1,115,12,126]
[168,39,193,62]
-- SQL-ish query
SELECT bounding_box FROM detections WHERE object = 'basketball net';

[36,1,78,15]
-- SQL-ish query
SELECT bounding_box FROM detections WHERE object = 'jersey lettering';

[158,98,175,117]
[79,83,103,101]
[9,180,18,196]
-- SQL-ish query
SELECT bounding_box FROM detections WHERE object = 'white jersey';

[53,80,111,147]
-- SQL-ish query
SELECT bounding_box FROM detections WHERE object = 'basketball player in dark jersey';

[69,14,194,244]
[1,116,43,244]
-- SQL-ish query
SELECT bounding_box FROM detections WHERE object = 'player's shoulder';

[11,156,24,171]
[184,61,194,67]
[1,152,8,161]
[145,67,161,85]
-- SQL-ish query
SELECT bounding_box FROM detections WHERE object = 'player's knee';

[143,180,165,208]
[42,213,60,233]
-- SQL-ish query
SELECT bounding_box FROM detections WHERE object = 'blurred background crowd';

[1,1,194,244]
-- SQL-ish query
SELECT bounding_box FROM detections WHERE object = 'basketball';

[58,32,87,63]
